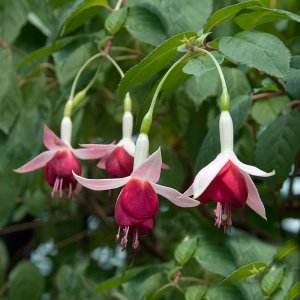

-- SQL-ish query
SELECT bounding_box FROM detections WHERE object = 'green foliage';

[8,261,45,300]
[0,0,299,298]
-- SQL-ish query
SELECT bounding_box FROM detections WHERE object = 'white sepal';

[60,116,72,146]
[122,111,133,139]
[219,111,233,153]
[133,133,149,170]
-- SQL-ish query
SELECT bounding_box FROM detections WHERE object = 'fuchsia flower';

[82,112,135,177]
[74,133,199,249]
[15,117,112,199]
[185,111,275,231]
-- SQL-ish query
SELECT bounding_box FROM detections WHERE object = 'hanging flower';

[81,111,135,177]
[185,111,275,231]
[14,117,112,199]
[74,133,199,249]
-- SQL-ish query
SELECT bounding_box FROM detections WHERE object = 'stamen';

[59,178,63,198]
[121,226,130,250]
[115,227,121,242]
[51,177,60,198]
[68,182,72,198]
[214,202,223,228]
[132,226,139,249]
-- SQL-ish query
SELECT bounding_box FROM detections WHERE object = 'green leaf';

[174,237,198,266]
[256,110,300,185]
[157,0,213,35]
[222,67,251,99]
[285,282,300,300]
[53,42,96,87]
[117,31,196,98]
[261,266,284,296]
[185,285,207,300]
[184,69,219,108]
[222,261,267,284]
[182,51,224,79]
[95,265,158,292]
[25,189,50,217]
[251,96,289,125]
[204,0,263,32]
[219,31,291,79]
[227,231,277,266]
[0,241,8,285]
[235,8,300,30]
[205,286,245,300]
[105,7,127,35]
[274,241,299,261]
[195,95,251,171]
[126,6,167,46]
[0,48,22,134]
[9,261,45,300]
[0,0,29,43]
[286,68,300,99]
[59,0,108,35]
[18,32,103,69]
[194,236,236,277]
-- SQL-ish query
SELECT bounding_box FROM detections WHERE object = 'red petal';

[117,178,159,220]
[45,149,81,189]
[105,146,134,177]
[198,161,248,208]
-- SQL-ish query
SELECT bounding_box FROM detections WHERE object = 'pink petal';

[230,153,275,177]
[243,172,267,220]
[14,150,55,173]
[152,183,199,207]
[73,145,115,160]
[72,171,130,191]
[193,154,228,198]
[80,143,115,148]
[131,148,162,183]
[44,126,67,150]
[97,155,109,169]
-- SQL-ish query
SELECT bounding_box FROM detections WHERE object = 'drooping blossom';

[81,111,135,177]
[185,111,275,231]
[15,117,113,199]
[74,133,199,249]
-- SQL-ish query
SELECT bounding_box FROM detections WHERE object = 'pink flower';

[15,117,112,199]
[73,134,199,249]
[185,111,275,231]
[81,112,135,177]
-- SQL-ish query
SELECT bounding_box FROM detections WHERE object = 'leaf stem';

[140,52,191,134]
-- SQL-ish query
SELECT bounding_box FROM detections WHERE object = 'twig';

[251,91,283,101]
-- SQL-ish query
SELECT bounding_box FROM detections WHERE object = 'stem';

[114,0,123,11]
[64,52,129,117]
[140,53,191,134]
[194,47,227,94]
[65,52,105,117]
[193,47,229,110]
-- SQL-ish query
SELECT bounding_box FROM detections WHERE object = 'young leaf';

[174,237,198,266]
[117,31,196,98]
[221,261,267,284]
[273,241,299,261]
[256,110,300,185]
[235,8,300,30]
[219,31,290,79]
[204,0,263,32]
[261,266,284,296]
[105,7,127,35]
